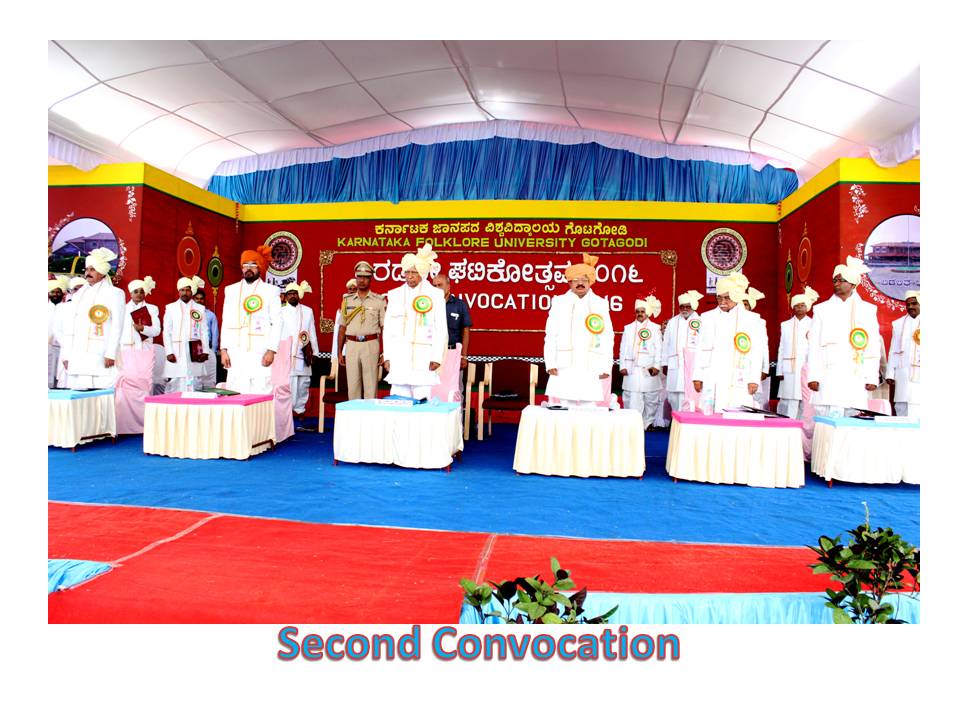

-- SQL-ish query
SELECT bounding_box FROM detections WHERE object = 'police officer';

[337,261,386,399]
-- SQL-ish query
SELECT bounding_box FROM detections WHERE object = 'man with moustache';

[887,291,920,418]
[220,246,283,394]
[280,280,320,416]
[162,276,210,393]
[661,289,704,413]
[338,261,386,400]
[192,286,220,390]
[775,286,818,419]
[48,275,69,388]
[620,294,663,428]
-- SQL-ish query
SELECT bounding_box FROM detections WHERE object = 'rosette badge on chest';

[244,295,263,314]
[89,305,110,336]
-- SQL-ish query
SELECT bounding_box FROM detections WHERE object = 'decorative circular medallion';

[207,256,224,288]
[797,236,813,282]
[849,327,869,351]
[784,260,795,294]
[243,294,263,314]
[299,330,310,347]
[585,314,604,334]
[689,319,701,331]
[190,309,203,322]
[913,328,920,346]
[412,295,433,314]
[701,228,747,275]
[639,328,651,341]
[89,305,110,324]
[733,332,751,354]
[177,236,201,277]
[265,231,303,277]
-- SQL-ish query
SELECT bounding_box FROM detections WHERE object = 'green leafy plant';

[460,557,618,624]
[809,504,920,624]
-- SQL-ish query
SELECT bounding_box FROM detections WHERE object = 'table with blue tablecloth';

[333,399,464,469]
[811,416,919,486]
[48,388,116,449]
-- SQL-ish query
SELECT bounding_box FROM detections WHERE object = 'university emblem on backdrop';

[264,231,303,277]
[701,228,747,275]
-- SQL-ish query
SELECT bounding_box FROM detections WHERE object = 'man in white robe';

[887,290,920,418]
[192,285,219,390]
[331,278,357,358]
[620,294,663,427]
[807,256,881,417]
[162,276,210,393]
[661,290,703,413]
[692,273,763,412]
[743,287,771,409]
[280,280,320,415]
[544,253,614,406]
[775,287,818,418]
[220,245,283,394]
[382,244,448,399]
[48,276,69,388]
[61,248,127,390]
[52,277,86,388]
[121,276,164,394]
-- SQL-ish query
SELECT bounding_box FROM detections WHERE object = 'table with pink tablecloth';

[665,411,805,488]
[143,392,276,460]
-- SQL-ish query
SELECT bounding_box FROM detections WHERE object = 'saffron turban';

[241,245,272,274]
[564,253,600,285]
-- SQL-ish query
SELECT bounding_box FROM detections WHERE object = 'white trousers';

[623,389,659,428]
[291,375,310,413]
[391,384,433,400]
[48,345,60,388]
[201,356,217,390]
[894,402,920,419]
[225,372,274,395]
[778,399,802,419]
[667,391,686,413]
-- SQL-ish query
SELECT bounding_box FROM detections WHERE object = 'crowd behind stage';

[47,244,919,431]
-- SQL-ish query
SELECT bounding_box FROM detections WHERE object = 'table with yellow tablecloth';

[811,416,919,486]
[48,388,116,449]
[143,392,276,460]
[513,406,646,478]
[665,411,804,488]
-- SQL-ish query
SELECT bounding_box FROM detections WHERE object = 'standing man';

[61,248,126,390]
[743,287,771,408]
[382,244,447,399]
[281,280,320,416]
[543,253,614,407]
[887,291,920,418]
[192,286,219,390]
[433,273,472,370]
[162,276,210,393]
[120,276,161,351]
[338,262,386,399]
[807,256,881,417]
[661,289,703,413]
[48,275,69,388]
[620,295,663,428]
[775,287,818,418]
[52,277,87,388]
[220,245,283,394]
[691,272,763,412]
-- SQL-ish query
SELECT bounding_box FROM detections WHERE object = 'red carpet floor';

[49,501,829,623]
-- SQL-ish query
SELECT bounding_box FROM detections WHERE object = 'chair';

[317,356,349,434]
[476,359,539,440]
[114,346,155,434]
[271,337,294,444]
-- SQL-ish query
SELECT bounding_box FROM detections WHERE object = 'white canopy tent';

[48,40,919,190]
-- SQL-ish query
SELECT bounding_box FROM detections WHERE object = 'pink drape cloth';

[867,398,892,415]
[432,345,462,402]
[271,337,294,443]
[114,347,155,434]
[800,363,815,459]
[683,347,700,411]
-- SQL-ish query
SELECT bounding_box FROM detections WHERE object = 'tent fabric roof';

[48,40,919,190]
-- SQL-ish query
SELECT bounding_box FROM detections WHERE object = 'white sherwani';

[48,301,61,388]
[52,299,77,388]
[888,313,920,418]
[807,294,881,415]
[280,302,320,413]
[662,312,701,412]
[544,290,614,404]
[162,299,211,392]
[620,319,662,425]
[383,280,448,398]
[62,278,127,389]
[692,304,763,412]
[776,315,812,418]
[220,279,283,394]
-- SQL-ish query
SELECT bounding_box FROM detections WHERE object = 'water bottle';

[185,375,195,394]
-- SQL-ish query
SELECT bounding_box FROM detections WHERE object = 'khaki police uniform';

[341,287,385,399]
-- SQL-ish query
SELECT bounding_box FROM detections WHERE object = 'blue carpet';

[48,425,919,547]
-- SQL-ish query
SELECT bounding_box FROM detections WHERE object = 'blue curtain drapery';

[207,137,798,205]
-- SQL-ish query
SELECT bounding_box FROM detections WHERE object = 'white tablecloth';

[665,411,804,488]
[811,417,919,485]
[48,389,116,449]
[333,400,464,469]
[513,406,646,478]
[143,394,276,460]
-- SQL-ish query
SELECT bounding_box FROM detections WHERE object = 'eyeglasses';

[242,262,259,269]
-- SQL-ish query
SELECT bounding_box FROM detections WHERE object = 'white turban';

[832,255,870,285]
[176,275,202,293]
[677,289,704,310]
[48,275,69,293]
[791,286,819,308]
[128,276,156,295]
[400,243,439,277]
[284,280,313,298]
[68,277,86,291]
[85,247,117,275]
[744,287,765,309]
[905,290,920,303]
[634,294,662,318]
[346,278,358,290]
[715,272,750,303]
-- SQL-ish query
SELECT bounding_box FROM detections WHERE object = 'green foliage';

[808,505,919,624]
[460,557,618,624]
